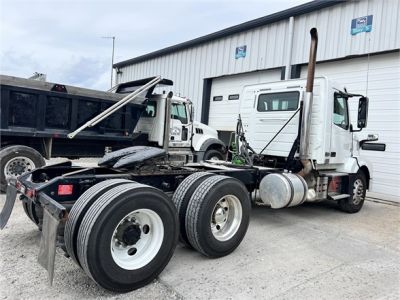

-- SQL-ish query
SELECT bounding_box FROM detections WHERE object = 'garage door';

[301,52,400,201]
[209,69,281,132]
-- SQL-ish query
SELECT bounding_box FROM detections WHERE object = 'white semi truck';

[0,28,385,292]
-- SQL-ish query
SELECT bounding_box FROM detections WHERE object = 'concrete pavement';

[1,194,399,299]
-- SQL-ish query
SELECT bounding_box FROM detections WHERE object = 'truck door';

[169,102,191,148]
[329,93,352,164]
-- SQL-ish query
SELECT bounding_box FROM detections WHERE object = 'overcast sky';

[0,0,308,90]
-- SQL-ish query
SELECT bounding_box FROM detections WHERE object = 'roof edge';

[114,0,342,68]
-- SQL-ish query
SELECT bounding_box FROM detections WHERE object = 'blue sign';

[235,45,247,59]
[351,15,373,35]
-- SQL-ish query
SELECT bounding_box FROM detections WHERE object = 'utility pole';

[102,36,115,88]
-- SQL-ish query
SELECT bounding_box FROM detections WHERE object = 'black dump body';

[0,75,151,157]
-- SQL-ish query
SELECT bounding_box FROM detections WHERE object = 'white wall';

[300,52,400,199]
[116,0,400,121]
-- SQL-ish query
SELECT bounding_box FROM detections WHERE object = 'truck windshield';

[171,103,188,124]
[333,93,349,130]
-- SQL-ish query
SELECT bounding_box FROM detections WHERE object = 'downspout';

[284,17,294,80]
[298,28,318,177]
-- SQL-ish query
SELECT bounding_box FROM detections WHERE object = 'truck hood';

[193,121,219,139]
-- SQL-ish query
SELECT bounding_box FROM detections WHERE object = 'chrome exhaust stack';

[299,28,318,177]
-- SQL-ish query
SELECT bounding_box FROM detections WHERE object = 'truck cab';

[134,93,225,163]
[112,78,226,163]
[240,77,375,171]
[238,75,383,211]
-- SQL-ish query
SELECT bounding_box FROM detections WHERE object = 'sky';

[0,0,309,91]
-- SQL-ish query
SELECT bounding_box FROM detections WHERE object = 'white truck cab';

[134,93,225,163]
[240,76,373,172]
[232,29,385,213]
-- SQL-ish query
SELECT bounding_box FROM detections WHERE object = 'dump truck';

[0,28,385,292]
[0,76,226,191]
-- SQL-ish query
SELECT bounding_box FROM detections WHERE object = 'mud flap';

[38,209,60,285]
[0,185,18,229]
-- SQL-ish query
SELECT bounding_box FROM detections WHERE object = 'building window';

[257,91,299,112]
[333,93,349,130]
[228,94,239,100]
[213,96,223,101]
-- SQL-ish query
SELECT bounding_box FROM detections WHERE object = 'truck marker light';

[25,188,36,198]
[58,184,73,195]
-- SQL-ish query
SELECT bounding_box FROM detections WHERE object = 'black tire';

[0,145,45,192]
[64,179,133,266]
[76,183,178,292]
[21,199,43,230]
[172,172,215,247]
[203,149,224,161]
[185,175,251,257]
[338,171,367,213]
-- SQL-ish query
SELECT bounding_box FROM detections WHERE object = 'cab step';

[328,193,350,201]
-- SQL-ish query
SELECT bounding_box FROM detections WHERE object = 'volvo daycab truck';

[0,28,384,293]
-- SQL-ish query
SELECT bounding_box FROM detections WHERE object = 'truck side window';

[142,101,157,118]
[333,93,349,130]
[171,103,188,124]
[257,92,299,112]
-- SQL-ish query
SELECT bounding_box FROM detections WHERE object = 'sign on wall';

[351,15,373,35]
[235,45,247,59]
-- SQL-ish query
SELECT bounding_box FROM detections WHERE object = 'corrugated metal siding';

[116,0,399,121]
[300,52,400,199]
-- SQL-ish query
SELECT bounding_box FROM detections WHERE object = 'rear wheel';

[0,145,45,192]
[338,171,367,213]
[76,183,178,292]
[185,175,251,257]
[172,172,215,247]
[21,199,43,230]
[64,179,133,266]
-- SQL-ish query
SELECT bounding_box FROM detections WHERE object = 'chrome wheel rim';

[4,156,35,180]
[111,209,164,270]
[210,195,242,241]
[352,178,364,205]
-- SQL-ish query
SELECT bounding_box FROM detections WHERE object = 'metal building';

[113,0,400,200]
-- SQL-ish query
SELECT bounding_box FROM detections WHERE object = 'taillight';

[58,184,74,196]
[25,188,36,198]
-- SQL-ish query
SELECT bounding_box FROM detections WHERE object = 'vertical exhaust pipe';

[299,28,318,176]
[163,91,174,152]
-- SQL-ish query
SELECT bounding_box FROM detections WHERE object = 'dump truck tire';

[0,145,45,192]
[185,175,250,257]
[203,149,224,161]
[64,179,133,266]
[338,171,367,213]
[76,183,178,292]
[172,172,215,247]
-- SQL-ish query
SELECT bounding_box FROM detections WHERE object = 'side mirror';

[357,97,369,128]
